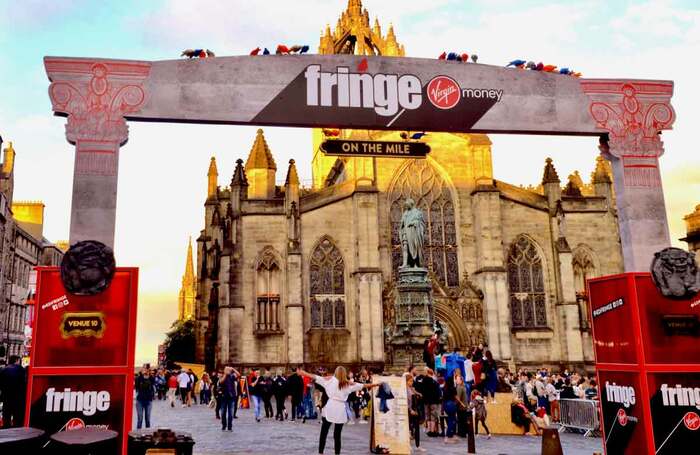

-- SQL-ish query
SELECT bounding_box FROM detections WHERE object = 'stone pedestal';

[390,267,435,366]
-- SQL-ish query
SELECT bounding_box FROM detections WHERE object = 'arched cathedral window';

[389,160,458,287]
[255,248,282,333]
[309,238,345,328]
[507,236,547,328]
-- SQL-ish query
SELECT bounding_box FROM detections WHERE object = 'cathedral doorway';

[431,272,487,352]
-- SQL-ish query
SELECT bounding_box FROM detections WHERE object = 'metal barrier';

[558,399,601,437]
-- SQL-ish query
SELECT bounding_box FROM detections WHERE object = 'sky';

[1,0,698,365]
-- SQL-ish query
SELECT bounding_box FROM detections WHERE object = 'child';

[470,390,491,439]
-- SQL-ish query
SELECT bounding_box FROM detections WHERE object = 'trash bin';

[49,427,119,454]
[128,428,194,455]
[0,427,46,451]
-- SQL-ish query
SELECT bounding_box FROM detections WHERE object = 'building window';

[573,247,597,329]
[389,160,459,287]
[309,238,345,328]
[507,235,547,328]
[255,248,281,333]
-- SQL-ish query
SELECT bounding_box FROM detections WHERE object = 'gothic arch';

[572,244,599,294]
[309,236,346,328]
[506,234,548,328]
[387,158,460,287]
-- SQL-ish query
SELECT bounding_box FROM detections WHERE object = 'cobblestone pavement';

[133,398,603,455]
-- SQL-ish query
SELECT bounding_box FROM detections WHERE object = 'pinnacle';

[207,156,218,176]
[542,157,560,184]
[245,128,276,170]
[592,155,612,184]
[285,159,300,186]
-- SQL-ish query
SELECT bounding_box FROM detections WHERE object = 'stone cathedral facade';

[193,0,624,371]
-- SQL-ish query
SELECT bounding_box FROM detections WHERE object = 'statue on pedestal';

[400,198,426,268]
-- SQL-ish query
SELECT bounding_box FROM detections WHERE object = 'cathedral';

[191,0,624,372]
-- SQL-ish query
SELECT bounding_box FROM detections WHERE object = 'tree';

[163,319,195,363]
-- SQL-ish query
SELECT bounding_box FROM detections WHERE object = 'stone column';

[45,58,151,248]
[581,81,676,272]
[471,181,511,361]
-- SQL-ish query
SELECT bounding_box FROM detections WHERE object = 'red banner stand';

[588,273,700,454]
[24,267,138,455]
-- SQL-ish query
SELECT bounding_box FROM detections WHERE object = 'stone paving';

[133,398,603,455]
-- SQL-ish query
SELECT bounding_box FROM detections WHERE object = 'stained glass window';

[389,160,459,287]
[507,236,547,328]
[310,238,346,328]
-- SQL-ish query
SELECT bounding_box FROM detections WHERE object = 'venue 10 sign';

[25,267,138,455]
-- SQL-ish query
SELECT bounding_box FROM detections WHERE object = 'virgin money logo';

[617,408,628,426]
[685,412,700,431]
[66,418,85,431]
[427,76,461,110]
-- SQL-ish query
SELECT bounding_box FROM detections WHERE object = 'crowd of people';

[130,343,600,453]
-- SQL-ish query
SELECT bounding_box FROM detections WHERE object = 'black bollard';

[465,410,476,454]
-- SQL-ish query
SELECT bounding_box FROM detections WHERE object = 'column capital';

[45,57,151,146]
[580,80,675,158]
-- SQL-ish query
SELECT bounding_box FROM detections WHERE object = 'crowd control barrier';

[558,399,601,437]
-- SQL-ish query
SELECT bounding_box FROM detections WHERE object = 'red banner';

[25,267,138,455]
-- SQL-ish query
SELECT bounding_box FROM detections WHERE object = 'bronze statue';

[400,198,426,268]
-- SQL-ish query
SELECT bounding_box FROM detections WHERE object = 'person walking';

[470,390,491,439]
[134,365,155,429]
[166,371,178,408]
[260,370,274,418]
[177,369,191,407]
[298,366,378,455]
[249,369,264,422]
[220,367,239,431]
[273,369,288,420]
[0,355,25,428]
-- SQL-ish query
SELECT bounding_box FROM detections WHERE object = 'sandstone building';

[193,0,624,371]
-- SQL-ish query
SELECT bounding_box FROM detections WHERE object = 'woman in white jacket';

[300,366,378,454]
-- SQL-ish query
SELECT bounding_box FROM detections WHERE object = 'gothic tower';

[178,237,196,320]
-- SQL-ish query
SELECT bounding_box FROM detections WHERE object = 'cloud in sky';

[2,0,699,365]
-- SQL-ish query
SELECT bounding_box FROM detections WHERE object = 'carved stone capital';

[45,57,151,146]
[581,80,675,158]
